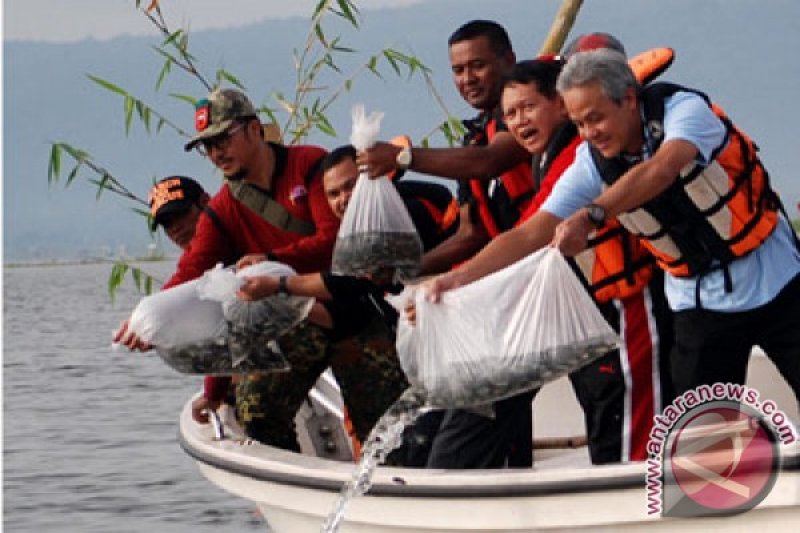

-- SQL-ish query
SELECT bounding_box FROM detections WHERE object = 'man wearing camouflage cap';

[115,87,344,449]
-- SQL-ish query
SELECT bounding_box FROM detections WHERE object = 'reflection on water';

[3,262,267,532]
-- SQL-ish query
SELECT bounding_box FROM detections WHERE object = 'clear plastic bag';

[127,262,313,375]
[397,248,620,409]
[331,105,423,282]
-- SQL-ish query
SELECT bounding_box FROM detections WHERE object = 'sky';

[3,0,426,42]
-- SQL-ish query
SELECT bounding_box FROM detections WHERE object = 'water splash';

[320,387,427,533]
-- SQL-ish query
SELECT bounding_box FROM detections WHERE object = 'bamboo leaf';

[383,49,401,76]
[155,59,171,90]
[48,144,61,182]
[162,29,183,47]
[315,113,337,137]
[314,23,328,48]
[65,164,81,186]
[108,262,128,302]
[216,69,246,90]
[335,0,359,27]
[124,96,134,135]
[96,174,111,199]
[86,74,128,96]
[169,93,198,107]
[131,268,143,291]
[144,276,154,295]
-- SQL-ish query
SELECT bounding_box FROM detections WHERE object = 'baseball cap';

[148,176,206,230]
[184,88,257,151]
[563,32,626,58]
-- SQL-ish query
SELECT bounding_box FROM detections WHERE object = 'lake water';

[3,261,268,532]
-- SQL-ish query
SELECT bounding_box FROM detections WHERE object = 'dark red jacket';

[161,144,338,402]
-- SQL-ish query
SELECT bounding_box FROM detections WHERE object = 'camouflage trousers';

[235,319,409,452]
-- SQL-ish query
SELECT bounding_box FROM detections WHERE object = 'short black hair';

[320,144,356,174]
[503,59,565,100]
[448,20,512,57]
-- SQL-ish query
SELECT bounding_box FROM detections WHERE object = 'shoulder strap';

[201,204,239,266]
[226,154,324,236]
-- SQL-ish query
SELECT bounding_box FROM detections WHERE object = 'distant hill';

[5,0,799,261]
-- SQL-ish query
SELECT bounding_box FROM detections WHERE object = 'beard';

[224,168,248,182]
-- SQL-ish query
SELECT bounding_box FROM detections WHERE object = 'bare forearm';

[411,142,527,180]
[456,211,561,284]
[595,139,696,218]
[285,273,333,301]
[419,209,489,275]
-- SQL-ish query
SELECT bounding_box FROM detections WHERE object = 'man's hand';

[112,319,153,351]
[551,208,594,257]
[237,275,278,301]
[236,253,267,271]
[191,396,222,424]
[355,141,401,179]
[423,270,468,303]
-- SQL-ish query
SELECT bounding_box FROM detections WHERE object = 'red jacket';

[161,144,338,402]
[164,144,338,289]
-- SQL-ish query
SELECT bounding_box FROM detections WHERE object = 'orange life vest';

[467,114,535,238]
[592,82,779,280]
[534,122,655,303]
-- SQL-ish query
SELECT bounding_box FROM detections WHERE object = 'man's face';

[561,81,641,158]
[449,36,513,111]
[323,158,359,220]
[161,205,203,250]
[501,82,567,155]
[203,120,258,181]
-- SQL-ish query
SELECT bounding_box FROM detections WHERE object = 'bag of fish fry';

[331,104,423,283]
[126,261,313,375]
[396,247,620,409]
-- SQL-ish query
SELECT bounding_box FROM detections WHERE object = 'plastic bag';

[396,248,620,409]
[201,261,315,369]
[126,262,313,375]
[331,105,423,282]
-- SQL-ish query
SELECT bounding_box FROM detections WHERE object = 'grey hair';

[556,49,639,105]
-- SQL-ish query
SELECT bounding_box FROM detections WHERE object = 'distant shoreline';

[3,257,178,269]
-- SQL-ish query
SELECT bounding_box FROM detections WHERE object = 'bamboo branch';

[538,0,584,55]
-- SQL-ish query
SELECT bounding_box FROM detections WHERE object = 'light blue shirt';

[542,91,800,312]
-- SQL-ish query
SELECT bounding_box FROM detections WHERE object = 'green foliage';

[48,0,463,300]
[108,260,160,302]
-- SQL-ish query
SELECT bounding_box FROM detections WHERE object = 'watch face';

[588,204,606,226]
[397,148,412,168]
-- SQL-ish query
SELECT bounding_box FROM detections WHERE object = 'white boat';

[179,350,800,532]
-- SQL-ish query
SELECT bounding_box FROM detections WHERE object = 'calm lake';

[3,261,267,532]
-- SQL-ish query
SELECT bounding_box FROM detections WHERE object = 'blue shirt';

[541,91,800,312]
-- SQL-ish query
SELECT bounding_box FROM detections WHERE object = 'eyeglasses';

[196,122,246,157]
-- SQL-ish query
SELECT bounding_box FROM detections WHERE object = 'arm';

[356,131,529,181]
[418,204,489,275]
[237,272,334,301]
[552,139,698,256]
[427,209,562,300]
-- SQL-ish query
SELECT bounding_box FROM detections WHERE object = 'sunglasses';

[196,122,247,157]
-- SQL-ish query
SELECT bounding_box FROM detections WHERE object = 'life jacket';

[394,180,459,251]
[465,112,535,238]
[537,123,655,303]
[591,82,780,288]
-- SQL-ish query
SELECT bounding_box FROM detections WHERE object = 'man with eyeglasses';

[114,88,343,449]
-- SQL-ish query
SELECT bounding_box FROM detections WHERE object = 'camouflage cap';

[184,88,257,151]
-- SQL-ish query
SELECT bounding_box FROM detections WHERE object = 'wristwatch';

[586,203,607,229]
[396,146,413,170]
[277,275,290,297]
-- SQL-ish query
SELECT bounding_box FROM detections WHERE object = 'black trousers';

[670,273,800,404]
[424,389,537,469]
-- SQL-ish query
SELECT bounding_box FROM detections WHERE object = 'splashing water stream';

[320,388,427,533]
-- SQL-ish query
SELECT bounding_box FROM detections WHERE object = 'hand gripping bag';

[126,262,313,375]
[396,248,620,408]
[331,104,423,282]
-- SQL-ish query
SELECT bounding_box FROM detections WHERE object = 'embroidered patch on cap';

[195,99,210,131]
